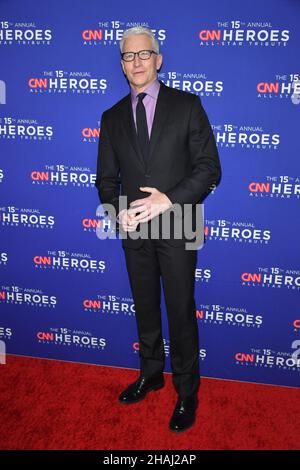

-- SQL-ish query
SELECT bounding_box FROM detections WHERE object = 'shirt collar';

[131,78,160,103]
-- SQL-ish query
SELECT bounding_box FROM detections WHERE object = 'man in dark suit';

[95,26,221,432]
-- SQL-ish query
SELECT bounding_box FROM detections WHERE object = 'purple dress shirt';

[130,78,160,138]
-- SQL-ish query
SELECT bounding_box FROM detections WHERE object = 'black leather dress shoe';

[169,395,198,432]
[118,374,165,404]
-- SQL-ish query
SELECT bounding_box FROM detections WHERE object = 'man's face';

[121,34,163,91]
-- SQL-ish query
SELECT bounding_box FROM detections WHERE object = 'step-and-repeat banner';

[1,0,299,387]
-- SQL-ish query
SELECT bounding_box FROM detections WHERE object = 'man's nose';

[133,54,142,66]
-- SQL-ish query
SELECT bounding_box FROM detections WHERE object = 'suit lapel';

[147,81,169,169]
[121,80,170,172]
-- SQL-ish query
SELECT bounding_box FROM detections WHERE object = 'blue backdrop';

[1,0,299,388]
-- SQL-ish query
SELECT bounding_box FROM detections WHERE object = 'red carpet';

[0,355,299,450]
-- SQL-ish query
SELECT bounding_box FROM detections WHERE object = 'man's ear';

[156,54,163,71]
[121,60,126,75]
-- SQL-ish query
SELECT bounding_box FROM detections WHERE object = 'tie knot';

[137,92,147,102]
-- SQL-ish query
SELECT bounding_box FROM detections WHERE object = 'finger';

[137,213,152,223]
[128,204,148,216]
[134,208,151,221]
[128,223,139,231]
[136,207,152,222]
[139,187,154,193]
[124,217,139,227]
[129,200,146,209]
[123,224,137,232]
[126,219,138,227]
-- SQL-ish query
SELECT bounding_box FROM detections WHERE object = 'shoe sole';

[118,383,164,405]
[169,418,196,433]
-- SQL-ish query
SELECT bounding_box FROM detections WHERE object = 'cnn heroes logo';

[248,176,300,200]
[82,21,166,46]
[213,123,280,150]
[31,165,96,187]
[241,267,300,291]
[235,346,300,372]
[37,327,107,350]
[0,117,53,141]
[198,20,289,47]
[257,74,300,100]
[196,303,263,329]
[83,294,135,316]
[28,70,108,95]
[204,219,271,245]
[0,285,57,308]
[33,250,106,274]
[0,21,52,45]
[0,206,55,229]
[158,71,223,97]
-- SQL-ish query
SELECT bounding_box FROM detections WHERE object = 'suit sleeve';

[95,112,123,227]
[164,95,221,217]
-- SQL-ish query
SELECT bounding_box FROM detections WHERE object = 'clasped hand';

[118,187,173,232]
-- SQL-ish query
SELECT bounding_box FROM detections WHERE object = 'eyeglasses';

[121,49,158,62]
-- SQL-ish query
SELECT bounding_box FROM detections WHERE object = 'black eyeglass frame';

[121,49,158,62]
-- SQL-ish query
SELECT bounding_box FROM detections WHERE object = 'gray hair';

[119,26,159,54]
